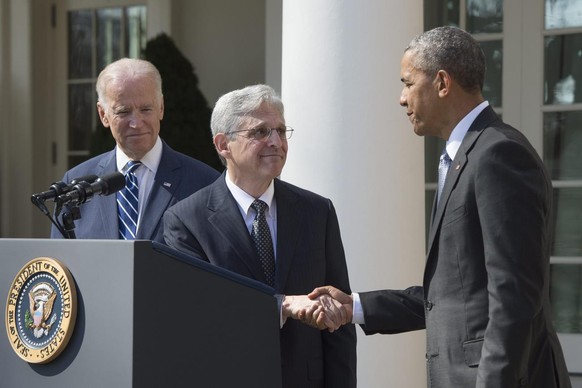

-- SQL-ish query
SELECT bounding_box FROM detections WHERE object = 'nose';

[128,111,144,128]
[266,129,284,146]
[399,90,408,107]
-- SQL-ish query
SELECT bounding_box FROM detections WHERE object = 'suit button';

[519,378,527,386]
[424,300,433,311]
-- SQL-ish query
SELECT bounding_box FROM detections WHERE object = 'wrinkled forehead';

[239,103,285,128]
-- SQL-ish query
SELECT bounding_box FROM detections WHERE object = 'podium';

[0,239,282,388]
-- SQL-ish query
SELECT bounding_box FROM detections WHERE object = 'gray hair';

[210,84,284,166]
[96,58,163,108]
[210,84,284,137]
[405,26,485,94]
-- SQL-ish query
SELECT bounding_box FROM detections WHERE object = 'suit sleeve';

[359,286,426,335]
[163,204,208,261]
[474,138,551,385]
[321,202,358,388]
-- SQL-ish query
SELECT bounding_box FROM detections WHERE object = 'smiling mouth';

[127,132,148,138]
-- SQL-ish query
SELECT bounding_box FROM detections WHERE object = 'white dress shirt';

[115,136,163,232]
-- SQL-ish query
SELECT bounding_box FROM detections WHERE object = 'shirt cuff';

[274,294,285,328]
[352,292,365,325]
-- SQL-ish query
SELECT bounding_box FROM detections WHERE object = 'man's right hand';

[303,286,354,331]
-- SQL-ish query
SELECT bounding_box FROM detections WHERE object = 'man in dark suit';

[309,26,571,387]
[50,58,219,242]
[163,84,356,388]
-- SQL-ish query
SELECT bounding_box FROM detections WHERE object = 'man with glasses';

[163,84,356,388]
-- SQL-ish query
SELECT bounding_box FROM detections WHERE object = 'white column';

[281,1,426,387]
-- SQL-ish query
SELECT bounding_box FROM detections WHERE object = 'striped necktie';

[117,160,142,239]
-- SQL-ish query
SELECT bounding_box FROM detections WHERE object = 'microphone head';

[97,172,126,196]
[70,174,98,185]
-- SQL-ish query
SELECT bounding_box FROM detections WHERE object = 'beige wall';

[172,0,266,108]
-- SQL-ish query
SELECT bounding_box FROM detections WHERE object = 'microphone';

[56,172,126,205]
[31,174,99,202]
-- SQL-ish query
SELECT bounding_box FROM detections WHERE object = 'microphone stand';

[60,204,81,239]
[31,194,71,238]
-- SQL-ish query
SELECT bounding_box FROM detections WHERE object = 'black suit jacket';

[50,141,219,242]
[359,106,571,387]
[163,174,357,388]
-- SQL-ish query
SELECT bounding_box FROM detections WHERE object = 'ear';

[97,102,110,128]
[214,133,231,161]
[436,70,452,98]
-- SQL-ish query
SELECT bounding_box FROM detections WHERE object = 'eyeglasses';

[228,126,294,141]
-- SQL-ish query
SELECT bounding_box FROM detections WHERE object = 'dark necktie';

[437,148,451,203]
[117,160,142,239]
[250,200,276,287]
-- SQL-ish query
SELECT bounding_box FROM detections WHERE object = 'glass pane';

[544,111,582,180]
[68,83,94,151]
[551,264,582,333]
[97,8,122,73]
[424,0,460,30]
[68,10,93,79]
[544,33,582,105]
[552,188,582,256]
[546,0,582,29]
[126,6,147,59]
[466,0,503,34]
[480,40,503,108]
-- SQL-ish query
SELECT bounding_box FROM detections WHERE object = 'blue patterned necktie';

[437,148,451,203]
[250,200,276,287]
[117,160,142,239]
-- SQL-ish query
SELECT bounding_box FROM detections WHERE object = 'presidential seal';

[5,257,77,364]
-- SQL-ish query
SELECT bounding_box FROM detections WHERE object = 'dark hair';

[405,26,486,93]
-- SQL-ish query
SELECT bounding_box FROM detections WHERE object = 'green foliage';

[90,33,223,172]
[144,33,223,171]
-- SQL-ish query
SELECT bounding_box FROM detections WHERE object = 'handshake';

[282,286,353,332]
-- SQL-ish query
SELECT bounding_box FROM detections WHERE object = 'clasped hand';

[283,286,353,332]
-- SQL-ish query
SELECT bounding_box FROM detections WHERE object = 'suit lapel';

[97,152,120,239]
[426,106,499,258]
[137,143,180,240]
[272,180,303,290]
[207,176,268,283]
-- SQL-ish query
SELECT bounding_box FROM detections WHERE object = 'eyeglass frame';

[226,126,294,141]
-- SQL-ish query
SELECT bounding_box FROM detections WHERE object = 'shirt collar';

[445,100,489,160]
[116,136,162,174]
[224,172,275,217]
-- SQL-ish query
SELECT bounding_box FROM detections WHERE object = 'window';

[543,0,582,338]
[424,0,582,373]
[67,5,146,167]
